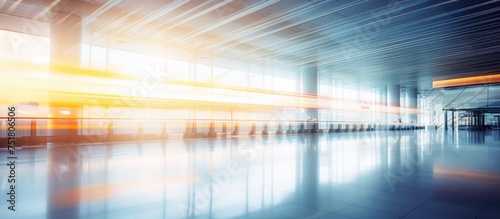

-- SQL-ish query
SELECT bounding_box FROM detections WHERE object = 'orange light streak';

[433,74,500,88]
[1,59,420,117]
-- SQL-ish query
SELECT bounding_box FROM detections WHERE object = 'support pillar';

[406,88,417,124]
[481,112,486,127]
[476,112,479,126]
[468,111,472,126]
[50,13,82,70]
[49,11,82,142]
[473,112,477,126]
[387,85,400,130]
[444,110,448,130]
[300,63,318,131]
[380,87,388,129]
[481,112,484,127]
[48,12,82,219]
[451,111,455,130]
[472,112,475,126]
[477,112,480,126]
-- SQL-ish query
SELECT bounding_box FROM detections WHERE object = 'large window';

[274,76,295,92]
[0,29,50,64]
[167,58,190,80]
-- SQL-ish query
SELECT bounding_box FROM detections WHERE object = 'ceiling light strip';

[433,75,500,88]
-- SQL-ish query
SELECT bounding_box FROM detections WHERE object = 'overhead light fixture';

[433,74,500,88]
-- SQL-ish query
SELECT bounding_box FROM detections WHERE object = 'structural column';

[50,12,82,70]
[451,111,455,130]
[49,11,82,141]
[48,10,83,219]
[468,111,471,126]
[481,112,485,127]
[387,85,400,123]
[444,110,448,130]
[406,88,418,124]
[379,87,388,128]
[472,112,477,126]
[300,63,318,131]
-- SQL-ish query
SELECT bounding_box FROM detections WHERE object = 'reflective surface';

[2,130,500,219]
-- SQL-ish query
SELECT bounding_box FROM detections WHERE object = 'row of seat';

[387,124,425,130]
[183,122,425,139]
[3,120,426,146]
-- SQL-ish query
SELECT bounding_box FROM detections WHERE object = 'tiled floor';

[1,130,500,219]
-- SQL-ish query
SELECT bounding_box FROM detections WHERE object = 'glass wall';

[0,28,424,138]
[0,29,50,137]
[317,75,385,124]
[77,39,409,133]
[75,37,302,133]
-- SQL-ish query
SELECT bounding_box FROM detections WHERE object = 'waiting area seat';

[0,118,428,146]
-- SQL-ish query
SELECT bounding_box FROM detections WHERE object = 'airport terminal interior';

[1,0,500,218]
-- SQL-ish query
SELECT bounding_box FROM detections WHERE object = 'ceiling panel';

[0,0,498,97]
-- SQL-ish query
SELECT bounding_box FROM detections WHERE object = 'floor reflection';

[2,130,500,218]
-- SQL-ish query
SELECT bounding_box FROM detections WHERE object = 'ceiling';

[1,0,499,95]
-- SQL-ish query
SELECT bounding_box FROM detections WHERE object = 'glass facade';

[0,29,427,138]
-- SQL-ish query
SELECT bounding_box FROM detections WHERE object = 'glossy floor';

[2,130,500,219]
